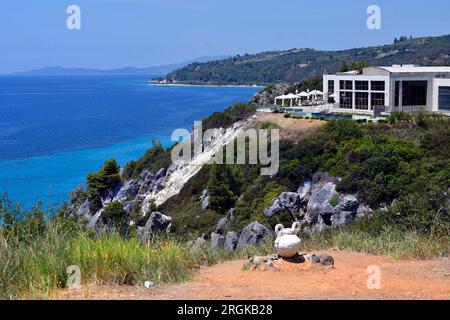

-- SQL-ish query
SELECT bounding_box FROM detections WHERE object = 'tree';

[338,61,350,72]
[102,201,128,235]
[351,60,369,73]
[87,159,121,198]
[207,164,244,214]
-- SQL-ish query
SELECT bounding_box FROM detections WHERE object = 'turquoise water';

[0,75,259,208]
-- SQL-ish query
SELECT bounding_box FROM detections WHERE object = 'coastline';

[149,82,264,89]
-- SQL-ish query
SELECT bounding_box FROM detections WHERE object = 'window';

[340,80,353,90]
[371,81,385,91]
[328,80,334,94]
[394,81,400,107]
[439,87,450,111]
[340,92,353,109]
[355,92,369,110]
[402,81,427,106]
[371,93,385,107]
[355,81,369,91]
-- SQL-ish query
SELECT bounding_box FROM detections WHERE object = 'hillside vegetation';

[1,106,449,299]
[165,35,450,85]
[162,112,449,241]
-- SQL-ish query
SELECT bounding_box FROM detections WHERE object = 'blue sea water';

[0,75,260,209]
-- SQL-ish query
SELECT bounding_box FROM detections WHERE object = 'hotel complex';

[323,65,450,115]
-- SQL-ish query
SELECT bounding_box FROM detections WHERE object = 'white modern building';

[323,65,450,115]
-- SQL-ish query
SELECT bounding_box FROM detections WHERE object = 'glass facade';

[355,81,369,91]
[340,92,353,109]
[355,92,369,110]
[439,86,450,111]
[402,81,427,106]
[394,81,400,107]
[371,81,385,91]
[340,80,353,90]
[371,93,385,107]
[328,80,334,94]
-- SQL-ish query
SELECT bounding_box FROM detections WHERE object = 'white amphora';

[274,222,302,258]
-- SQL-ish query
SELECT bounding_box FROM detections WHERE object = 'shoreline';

[149,82,264,89]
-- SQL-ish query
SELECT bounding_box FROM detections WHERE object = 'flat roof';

[365,66,450,75]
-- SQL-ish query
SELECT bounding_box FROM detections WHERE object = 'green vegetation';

[207,164,244,214]
[285,78,323,94]
[165,35,450,85]
[0,194,276,300]
[1,101,449,300]
[102,201,129,236]
[123,141,172,180]
[87,159,121,198]
[202,103,256,132]
[164,113,449,253]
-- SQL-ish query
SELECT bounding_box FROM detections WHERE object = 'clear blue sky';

[0,0,449,73]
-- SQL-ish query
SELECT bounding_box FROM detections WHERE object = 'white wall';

[433,78,450,112]
[323,74,390,110]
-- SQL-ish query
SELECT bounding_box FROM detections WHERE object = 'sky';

[0,0,449,73]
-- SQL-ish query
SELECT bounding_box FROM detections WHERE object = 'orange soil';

[58,251,450,300]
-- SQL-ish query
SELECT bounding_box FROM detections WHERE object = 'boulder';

[264,192,301,218]
[305,182,339,224]
[102,182,123,206]
[356,204,374,219]
[137,170,155,194]
[305,254,335,267]
[332,211,356,228]
[297,180,312,202]
[137,212,173,245]
[214,217,228,235]
[210,232,225,250]
[331,195,359,227]
[199,190,210,210]
[114,180,140,203]
[224,231,239,251]
[335,195,359,213]
[237,221,271,250]
[190,235,207,253]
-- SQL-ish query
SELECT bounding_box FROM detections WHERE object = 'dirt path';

[58,251,450,300]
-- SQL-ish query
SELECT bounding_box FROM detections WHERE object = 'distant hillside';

[165,35,450,85]
[12,55,230,77]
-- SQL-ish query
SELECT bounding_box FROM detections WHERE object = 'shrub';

[123,142,172,180]
[329,195,340,207]
[87,159,121,198]
[102,201,129,236]
[207,164,244,214]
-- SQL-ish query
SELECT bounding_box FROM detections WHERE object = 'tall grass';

[300,226,449,260]
[0,221,276,300]
[1,218,448,299]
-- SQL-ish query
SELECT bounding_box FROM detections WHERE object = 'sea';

[0,75,260,209]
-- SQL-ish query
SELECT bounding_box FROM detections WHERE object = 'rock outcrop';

[137,212,173,245]
[199,190,210,210]
[236,221,271,250]
[224,231,239,251]
[210,232,225,250]
[250,83,289,106]
[263,173,365,234]
[264,192,302,218]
